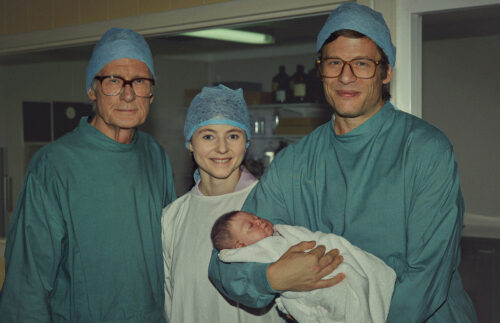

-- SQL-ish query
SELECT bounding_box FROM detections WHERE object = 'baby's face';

[230,212,274,248]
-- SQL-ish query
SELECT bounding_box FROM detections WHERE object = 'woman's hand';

[267,241,345,291]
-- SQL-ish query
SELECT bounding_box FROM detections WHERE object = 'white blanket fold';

[219,224,396,323]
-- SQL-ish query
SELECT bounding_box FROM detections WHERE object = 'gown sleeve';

[387,139,464,322]
[162,151,177,207]
[0,169,65,323]
[161,206,176,320]
[208,149,293,308]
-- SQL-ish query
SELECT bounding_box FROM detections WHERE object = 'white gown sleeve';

[161,205,176,321]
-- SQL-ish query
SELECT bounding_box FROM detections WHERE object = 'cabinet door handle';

[477,248,495,255]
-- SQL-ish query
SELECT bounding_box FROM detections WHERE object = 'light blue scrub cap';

[184,84,251,149]
[316,3,396,68]
[85,27,155,92]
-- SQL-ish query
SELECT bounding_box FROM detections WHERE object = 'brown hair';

[211,210,241,251]
[319,29,391,101]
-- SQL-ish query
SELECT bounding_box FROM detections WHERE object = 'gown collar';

[76,117,138,151]
[329,101,394,142]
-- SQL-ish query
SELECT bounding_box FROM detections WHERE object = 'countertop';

[462,213,500,240]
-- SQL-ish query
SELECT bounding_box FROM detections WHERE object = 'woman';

[161,85,283,322]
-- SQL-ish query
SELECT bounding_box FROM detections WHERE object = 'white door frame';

[395,0,500,116]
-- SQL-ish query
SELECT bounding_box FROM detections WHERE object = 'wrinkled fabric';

[0,118,177,323]
[184,84,251,147]
[209,102,477,322]
[162,180,283,323]
[85,27,155,91]
[219,224,396,323]
[316,3,396,68]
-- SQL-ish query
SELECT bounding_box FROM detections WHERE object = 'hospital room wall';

[422,33,500,220]
[147,51,316,194]
[0,60,89,226]
[0,50,315,224]
[0,56,198,216]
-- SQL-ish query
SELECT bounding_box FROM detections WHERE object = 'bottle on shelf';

[271,65,290,103]
[272,109,280,135]
[290,64,307,103]
[262,141,275,168]
[306,64,325,103]
[251,116,265,137]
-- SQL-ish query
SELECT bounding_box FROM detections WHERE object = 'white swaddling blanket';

[219,224,396,323]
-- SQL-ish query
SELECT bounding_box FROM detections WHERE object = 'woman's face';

[189,124,247,181]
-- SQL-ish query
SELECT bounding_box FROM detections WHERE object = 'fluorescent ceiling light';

[180,28,275,45]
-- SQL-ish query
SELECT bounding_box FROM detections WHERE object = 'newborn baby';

[211,210,396,323]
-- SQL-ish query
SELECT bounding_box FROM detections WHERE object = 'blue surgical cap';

[316,3,396,68]
[184,84,251,149]
[85,27,155,92]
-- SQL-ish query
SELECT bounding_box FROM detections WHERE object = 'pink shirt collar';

[193,165,257,196]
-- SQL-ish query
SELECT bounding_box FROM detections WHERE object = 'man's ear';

[88,87,97,101]
[382,64,393,84]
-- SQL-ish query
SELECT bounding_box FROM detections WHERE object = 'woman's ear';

[188,142,194,153]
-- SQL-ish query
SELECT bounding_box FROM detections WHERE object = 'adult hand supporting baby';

[267,241,345,291]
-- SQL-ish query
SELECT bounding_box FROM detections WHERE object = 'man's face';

[87,58,154,140]
[321,36,392,125]
[230,212,274,248]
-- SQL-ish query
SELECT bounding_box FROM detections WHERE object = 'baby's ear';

[234,241,246,249]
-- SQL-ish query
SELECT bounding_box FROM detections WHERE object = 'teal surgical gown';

[0,118,177,322]
[209,102,477,322]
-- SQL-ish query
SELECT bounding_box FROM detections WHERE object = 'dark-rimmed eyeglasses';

[94,75,155,98]
[316,57,381,79]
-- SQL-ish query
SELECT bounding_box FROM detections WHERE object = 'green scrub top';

[0,118,177,322]
[209,102,477,322]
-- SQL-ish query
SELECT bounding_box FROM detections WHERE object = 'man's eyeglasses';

[94,75,155,98]
[316,57,381,79]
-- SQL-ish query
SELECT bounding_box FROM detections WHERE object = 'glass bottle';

[263,141,275,168]
[271,65,290,103]
[306,64,324,103]
[291,64,307,103]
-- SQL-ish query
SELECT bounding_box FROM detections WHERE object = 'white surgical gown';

[162,181,283,323]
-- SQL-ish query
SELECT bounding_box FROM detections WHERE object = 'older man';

[0,28,176,322]
[209,3,477,322]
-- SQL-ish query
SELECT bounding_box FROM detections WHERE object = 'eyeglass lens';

[319,58,377,79]
[100,76,153,97]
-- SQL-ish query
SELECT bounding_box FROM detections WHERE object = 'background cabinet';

[459,237,500,323]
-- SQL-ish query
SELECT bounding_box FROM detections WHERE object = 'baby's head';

[211,211,274,251]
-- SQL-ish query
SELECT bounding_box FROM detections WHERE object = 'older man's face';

[88,58,153,141]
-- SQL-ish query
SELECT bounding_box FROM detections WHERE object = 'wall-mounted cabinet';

[460,237,500,323]
[22,101,92,170]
